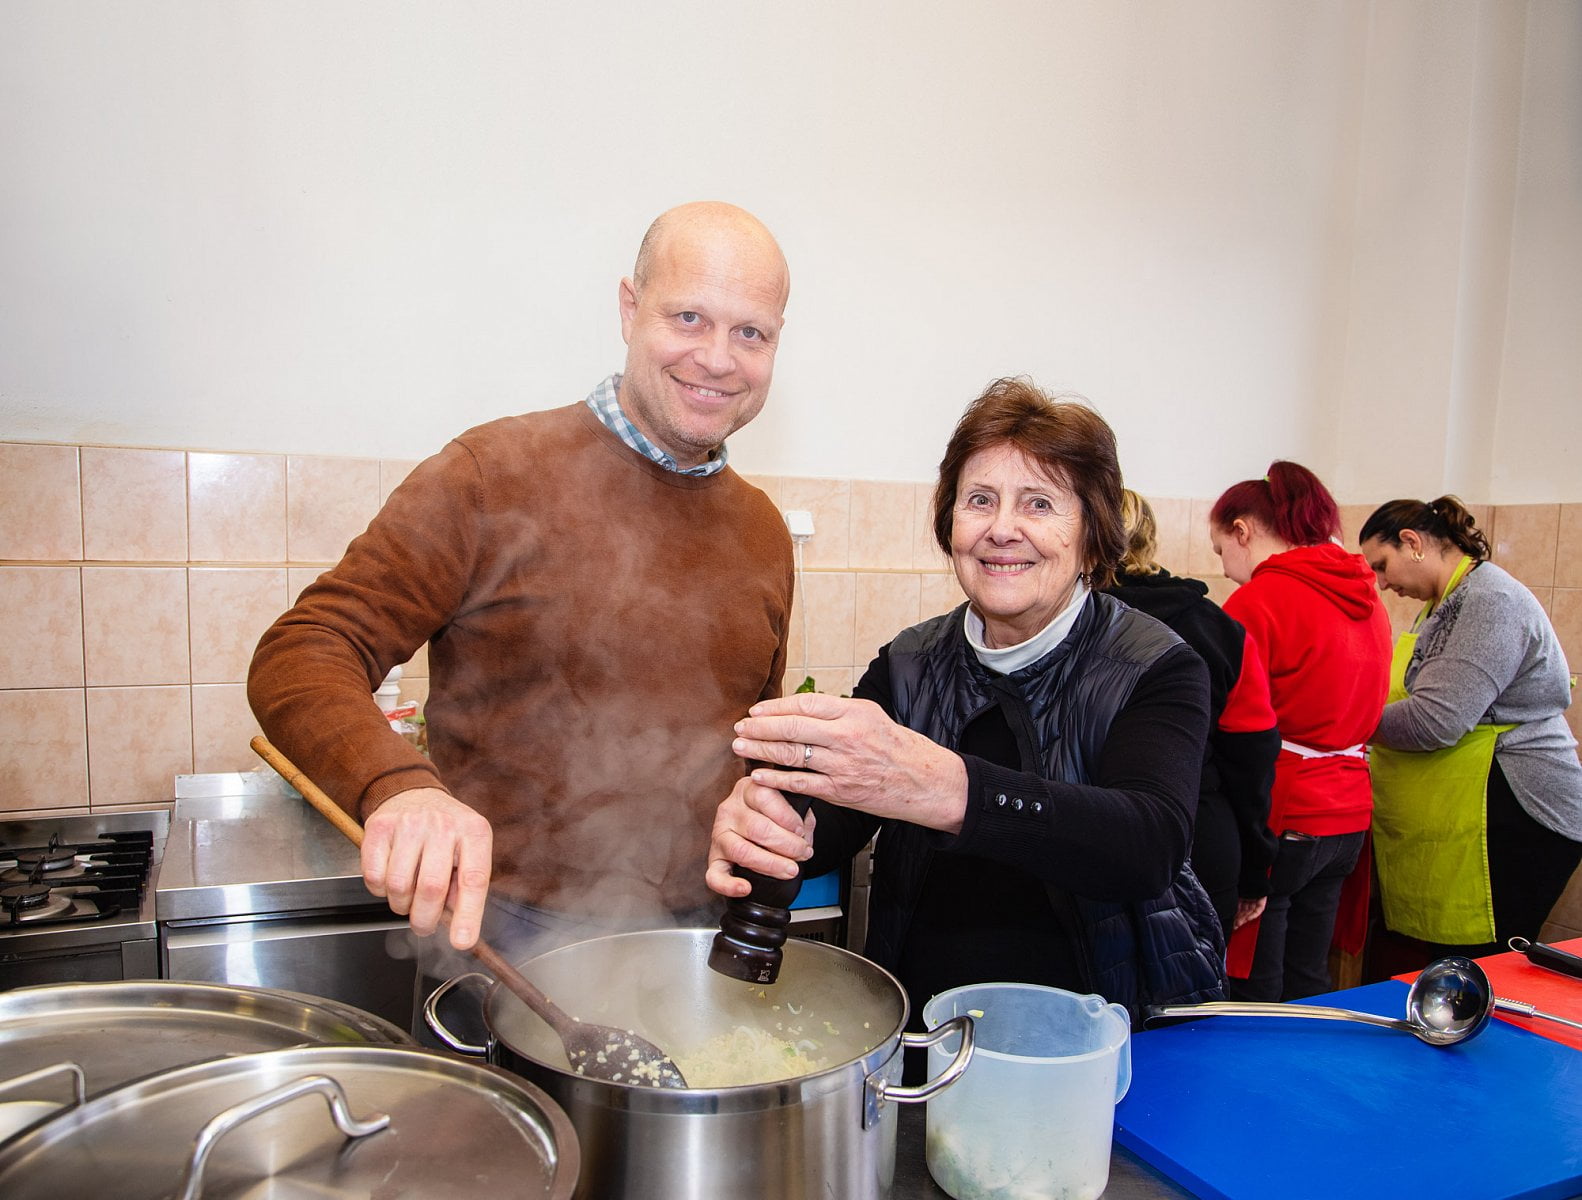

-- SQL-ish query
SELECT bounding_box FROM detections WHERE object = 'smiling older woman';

[707,378,1225,1031]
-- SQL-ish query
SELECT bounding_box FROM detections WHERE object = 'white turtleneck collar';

[963,578,1090,675]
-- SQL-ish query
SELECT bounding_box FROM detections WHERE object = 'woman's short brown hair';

[931,377,1126,590]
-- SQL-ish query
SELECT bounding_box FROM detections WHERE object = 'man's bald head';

[616,201,790,469]
[631,201,790,308]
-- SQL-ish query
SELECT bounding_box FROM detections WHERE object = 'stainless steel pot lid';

[0,980,414,1103]
[0,1045,579,1200]
[264,987,416,1046]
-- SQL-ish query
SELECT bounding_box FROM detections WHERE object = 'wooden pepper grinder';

[708,790,813,985]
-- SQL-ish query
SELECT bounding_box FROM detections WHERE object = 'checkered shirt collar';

[584,374,728,477]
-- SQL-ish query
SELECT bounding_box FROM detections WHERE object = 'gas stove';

[0,810,168,990]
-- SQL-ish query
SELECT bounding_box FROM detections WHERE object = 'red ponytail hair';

[1209,460,1340,546]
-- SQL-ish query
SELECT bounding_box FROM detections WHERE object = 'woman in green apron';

[1361,496,1582,957]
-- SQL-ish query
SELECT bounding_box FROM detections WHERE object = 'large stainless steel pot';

[0,1044,579,1199]
[0,980,413,1141]
[425,928,974,1200]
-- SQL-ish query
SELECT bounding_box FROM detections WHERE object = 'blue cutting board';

[1115,980,1582,1200]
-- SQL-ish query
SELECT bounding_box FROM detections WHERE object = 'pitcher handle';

[1107,1001,1132,1103]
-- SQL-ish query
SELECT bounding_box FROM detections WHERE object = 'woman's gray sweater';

[1374,560,1582,840]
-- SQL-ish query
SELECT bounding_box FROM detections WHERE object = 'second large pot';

[427,928,973,1200]
[0,980,414,1142]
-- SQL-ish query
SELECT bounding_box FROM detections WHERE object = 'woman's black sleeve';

[1214,726,1281,896]
[948,644,1211,899]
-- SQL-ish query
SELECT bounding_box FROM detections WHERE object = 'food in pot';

[569,1029,684,1086]
[672,1024,827,1087]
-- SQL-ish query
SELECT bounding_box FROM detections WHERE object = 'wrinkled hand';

[731,692,967,834]
[705,776,816,899]
[1233,896,1267,931]
[362,786,493,950]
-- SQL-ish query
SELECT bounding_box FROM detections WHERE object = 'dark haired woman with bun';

[1361,497,1582,956]
[1209,461,1392,1001]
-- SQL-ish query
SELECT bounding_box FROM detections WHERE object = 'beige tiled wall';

[761,482,1582,755]
[4,438,1579,816]
[0,442,428,818]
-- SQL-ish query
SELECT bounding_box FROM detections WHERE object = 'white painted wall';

[1492,0,1582,503]
[1,1,1576,501]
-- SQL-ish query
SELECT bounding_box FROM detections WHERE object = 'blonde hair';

[1118,489,1162,576]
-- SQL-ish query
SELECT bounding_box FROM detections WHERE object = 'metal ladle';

[1145,955,1494,1047]
[251,736,688,1088]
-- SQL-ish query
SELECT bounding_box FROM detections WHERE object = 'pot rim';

[469,928,914,1111]
[0,979,412,1042]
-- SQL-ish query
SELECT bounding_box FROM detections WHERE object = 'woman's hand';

[1233,896,1267,931]
[732,692,969,834]
[706,776,816,898]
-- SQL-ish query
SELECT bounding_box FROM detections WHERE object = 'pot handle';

[175,1074,389,1200]
[422,971,494,1056]
[0,1061,85,1114]
[864,1014,975,1126]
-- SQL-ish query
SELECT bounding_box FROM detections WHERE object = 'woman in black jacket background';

[1105,490,1282,940]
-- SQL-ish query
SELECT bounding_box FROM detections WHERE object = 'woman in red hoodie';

[1210,461,1392,1001]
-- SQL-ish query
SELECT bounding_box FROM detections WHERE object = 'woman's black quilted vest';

[868,592,1226,1019]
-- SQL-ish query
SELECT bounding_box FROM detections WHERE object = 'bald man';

[249,203,796,965]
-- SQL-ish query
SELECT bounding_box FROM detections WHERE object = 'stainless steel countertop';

[153,773,841,932]
[155,773,376,922]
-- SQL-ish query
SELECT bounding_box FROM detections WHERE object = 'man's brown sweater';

[248,403,793,916]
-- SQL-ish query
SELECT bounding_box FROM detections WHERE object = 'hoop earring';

[1411,551,1424,562]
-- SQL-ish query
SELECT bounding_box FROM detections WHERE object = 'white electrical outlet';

[784,509,815,540]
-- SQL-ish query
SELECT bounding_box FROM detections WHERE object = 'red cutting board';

[1115,980,1582,1200]
[1395,939,1582,1051]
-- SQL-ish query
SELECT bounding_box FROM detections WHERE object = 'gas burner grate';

[14,836,77,873]
[2,883,74,925]
[0,829,153,931]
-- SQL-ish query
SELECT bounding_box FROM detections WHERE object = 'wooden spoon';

[250,735,687,1088]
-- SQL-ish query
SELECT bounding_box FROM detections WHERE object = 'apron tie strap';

[1280,740,1367,760]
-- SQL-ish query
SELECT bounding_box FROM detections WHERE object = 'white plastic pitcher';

[922,983,1131,1200]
